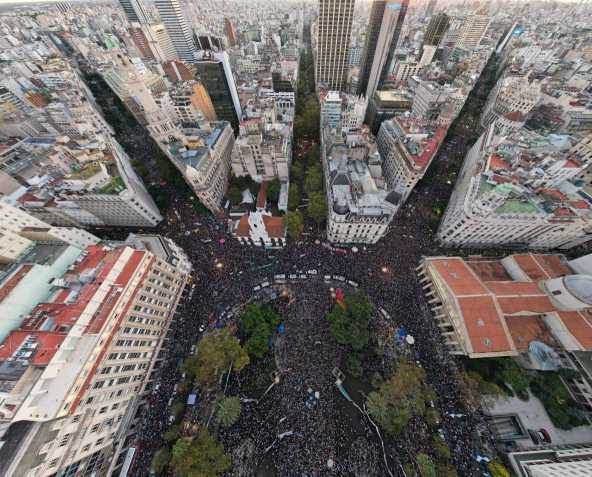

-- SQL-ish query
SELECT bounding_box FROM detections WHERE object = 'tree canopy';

[240,304,281,358]
[367,359,436,436]
[171,429,231,477]
[328,291,372,351]
[183,329,249,386]
[307,192,327,224]
[285,211,304,240]
[216,396,242,427]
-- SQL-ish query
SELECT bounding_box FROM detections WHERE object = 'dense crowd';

[126,160,494,477]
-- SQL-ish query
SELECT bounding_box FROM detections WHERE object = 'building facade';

[154,0,196,62]
[0,240,190,477]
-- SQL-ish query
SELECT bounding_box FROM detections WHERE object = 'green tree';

[150,448,171,474]
[267,178,281,203]
[307,192,326,224]
[216,396,242,427]
[239,305,280,358]
[416,453,436,477]
[304,164,323,195]
[345,353,363,377]
[171,429,231,477]
[183,329,249,386]
[432,435,451,460]
[367,360,436,436]
[290,161,305,181]
[225,184,243,205]
[328,291,372,351]
[285,211,304,240]
[288,186,300,211]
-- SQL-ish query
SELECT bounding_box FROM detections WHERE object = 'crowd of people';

[126,144,494,477]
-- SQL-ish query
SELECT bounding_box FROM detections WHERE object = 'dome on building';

[564,275,592,305]
[333,201,349,215]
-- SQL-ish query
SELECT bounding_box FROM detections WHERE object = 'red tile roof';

[505,315,555,350]
[431,258,487,295]
[489,154,511,171]
[458,296,512,353]
[557,311,592,349]
[235,215,250,237]
[0,264,33,303]
[0,330,67,365]
[262,215,285,238]
[257,182,268,209]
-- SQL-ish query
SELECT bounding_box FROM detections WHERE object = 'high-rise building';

[357,0,386,96]
[154,0,196,62]
[0,238,190,477]
[315,0,355,91]
[454,10,490,53]
[509,444,592,477]
[423,12,449,48]
[118,0,150,24]
[224,17,237,46]
[195,50,242,135]
[377,0,409,87]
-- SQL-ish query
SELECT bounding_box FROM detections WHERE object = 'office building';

[316,0,355,91]
[154,0,196,62]
[118,0,150,24]
[195,50,242,135]
[418,252,592,358]
[454,10,490,53]
[424,0,437,18]
[366,88,413,135]
[320,90,343,129]
[0,238,190,477]
[377,0,409,87]
[358,0,404,99]
[423,12,449,48]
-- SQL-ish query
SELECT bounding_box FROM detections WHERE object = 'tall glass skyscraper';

[154,0,197,62]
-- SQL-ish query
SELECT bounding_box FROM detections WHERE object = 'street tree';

[216,396,242,427]
[240,305,280,358]
[171,429,231,477]
[285,211,304,240]
[416,453,437,477]
[367,359,436,436]
[328,291,372,351]
[307,192,326,224]
[183,329,249,386]
[288,186,300,211]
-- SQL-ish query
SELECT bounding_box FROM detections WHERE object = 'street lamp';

[215,262,223,269]
[381,266,388,273]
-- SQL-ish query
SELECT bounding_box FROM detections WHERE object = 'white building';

[0,240,190,477]
[376,117,447,205]
[454,10,490,53]
[323,128,398,244]
[0,202,99,263]
[320,90,342,129]
[481,74,540,128]
[438,124,592,250]
[509,444,592,477]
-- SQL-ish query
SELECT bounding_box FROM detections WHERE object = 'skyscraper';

[154,0,196,62]
[423,12,449,48]
[118,0,150,24]
[377,0,409,87]
[454,9,490,53]
[316,0,355,91]
[357,0,404,99]
[224,17,237,46]
[195,50,242,135]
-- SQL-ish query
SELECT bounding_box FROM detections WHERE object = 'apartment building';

[0,136,162,228]
[438,124,592,250]
[454,10,490,53]
[0,239,191,477]
[166,121,235,213]
[481,74,540,129]
[376,117,447,205]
